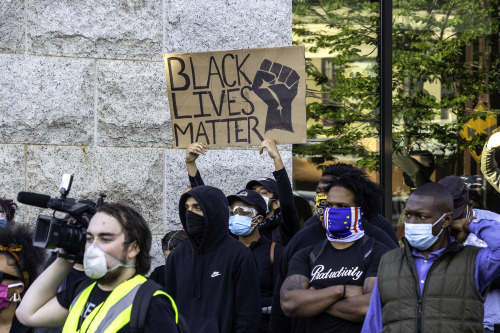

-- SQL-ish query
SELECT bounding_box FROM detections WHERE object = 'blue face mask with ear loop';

[405,213,448,250]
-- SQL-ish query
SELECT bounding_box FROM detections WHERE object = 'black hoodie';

[165,185,261,333]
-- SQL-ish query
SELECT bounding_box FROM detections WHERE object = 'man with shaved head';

[362,182,500,333]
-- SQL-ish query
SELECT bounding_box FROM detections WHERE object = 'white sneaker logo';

[211,271,221,278]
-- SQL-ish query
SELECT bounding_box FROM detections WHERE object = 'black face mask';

[185,210,205,247]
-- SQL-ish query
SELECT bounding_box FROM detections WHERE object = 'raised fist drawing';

[252,59,300,133]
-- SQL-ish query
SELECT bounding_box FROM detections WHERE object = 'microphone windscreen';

[17,192,51,208]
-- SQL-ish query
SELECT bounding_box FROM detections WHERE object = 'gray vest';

[378,239,484,333]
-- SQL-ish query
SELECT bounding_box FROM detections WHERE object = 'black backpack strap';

[130,279,161,333]
[130,278,187,333]
[309,239,330,267]
[362,235,375,262]
[74,278,94,297]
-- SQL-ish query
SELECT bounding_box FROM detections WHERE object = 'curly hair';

[96,202,152,275]
[322,163,367,180]
[161,230,189,252]
[0,224,47,290]
[324,169,382,220]
[0,197,18,225]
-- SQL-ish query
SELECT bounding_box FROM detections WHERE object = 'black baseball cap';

[438,176,469,219]
[227,190,267,217]
[245,177,279,197]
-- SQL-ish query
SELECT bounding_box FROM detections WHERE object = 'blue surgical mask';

[405,213,447,250]
[0,220,6,228]
[229,215,255,236]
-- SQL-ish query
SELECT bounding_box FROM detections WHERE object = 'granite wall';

[0,0,292,269]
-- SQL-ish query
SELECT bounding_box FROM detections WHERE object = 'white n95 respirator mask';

[83,245,135,279]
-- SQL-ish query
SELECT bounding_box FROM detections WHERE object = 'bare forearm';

[186,161,198,177]
[325,293,372,322]
[16,258,73,325]
[281,285,342,317]
[273,156,284,171]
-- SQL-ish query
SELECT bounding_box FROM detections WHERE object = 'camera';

[17,174,105,258]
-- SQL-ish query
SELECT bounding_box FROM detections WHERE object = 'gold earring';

[12,292,22,303]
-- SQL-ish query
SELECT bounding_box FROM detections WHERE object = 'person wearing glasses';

[0,224,46,333]
[227,189,284,333]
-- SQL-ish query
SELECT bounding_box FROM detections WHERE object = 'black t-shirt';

[287,238,389,333]
[56,277,177,333]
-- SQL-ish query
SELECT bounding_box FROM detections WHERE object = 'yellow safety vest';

[62,275,178,333]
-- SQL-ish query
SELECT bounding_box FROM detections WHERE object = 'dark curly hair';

[0,197,18,225]
[0,224,47,290]
[324,169,382,220]
[322,163,368,180]
[96,202,152,275]
[161,230,189,252]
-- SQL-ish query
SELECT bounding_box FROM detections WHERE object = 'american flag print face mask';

[323,207,364,243]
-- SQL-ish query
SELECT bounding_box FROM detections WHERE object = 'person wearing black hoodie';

[165,185,261,333]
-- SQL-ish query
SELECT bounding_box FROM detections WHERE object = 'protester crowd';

[1,135,500,332]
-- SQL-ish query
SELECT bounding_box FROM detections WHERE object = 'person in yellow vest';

[16,202,179,332]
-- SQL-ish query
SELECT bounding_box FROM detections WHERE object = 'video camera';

[17,174,105,260]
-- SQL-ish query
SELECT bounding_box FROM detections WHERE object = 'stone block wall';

[0,0,292,270]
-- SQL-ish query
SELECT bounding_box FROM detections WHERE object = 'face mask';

[323,207,364,243]
[229,215,256,236]
[405,213,447,250]
[0,212,7,228]
[261,196,270,214]
[83,245,135,279]
[314,193,327,222]
[185,210,205,246]
[0,282,23,311]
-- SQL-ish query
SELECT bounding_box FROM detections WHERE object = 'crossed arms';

[280,274,376,323]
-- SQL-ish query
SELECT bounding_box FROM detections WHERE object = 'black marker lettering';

[222,54,236,87]
[168,57,190,91]
[193,91,211,118]
[174,123,194,147]
[207,56,225,89]
[195,122,210,144]
[171,93,192,119]
[189,57,209,90]
[248,116,264,143]
[240,86,255,115]
[236,54,252,85]
[227,88,240,116]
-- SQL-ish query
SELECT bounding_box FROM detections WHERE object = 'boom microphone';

[17,192,51,208]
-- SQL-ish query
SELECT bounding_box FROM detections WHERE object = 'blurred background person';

[149,230,188,288]
[0,198,18,228]
[0,224,46,333]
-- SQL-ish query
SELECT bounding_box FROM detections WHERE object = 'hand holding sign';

[252,59,300,133]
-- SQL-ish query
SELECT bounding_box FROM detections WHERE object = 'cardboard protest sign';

[163,46,306,148]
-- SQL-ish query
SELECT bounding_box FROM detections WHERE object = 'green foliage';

[292,0,500,171]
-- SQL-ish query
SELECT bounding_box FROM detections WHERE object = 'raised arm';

[16,257,73,327]
[280,274,350,317]
[186,142,207,187]
[325,276,377,322]
[260,139,300,244]
[481,133,500,193]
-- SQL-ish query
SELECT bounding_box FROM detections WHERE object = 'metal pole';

[380,0,393,220]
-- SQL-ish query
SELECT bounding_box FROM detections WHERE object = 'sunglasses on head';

[0,270,23,283]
